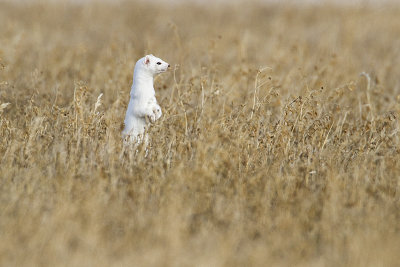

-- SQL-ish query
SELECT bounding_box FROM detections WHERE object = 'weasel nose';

[168,64,170,68]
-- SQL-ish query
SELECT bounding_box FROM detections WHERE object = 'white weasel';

[122,54,170,143]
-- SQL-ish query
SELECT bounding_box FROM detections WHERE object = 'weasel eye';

[157,62,161,65]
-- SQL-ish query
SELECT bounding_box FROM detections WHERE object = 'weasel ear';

[144,55,150,65]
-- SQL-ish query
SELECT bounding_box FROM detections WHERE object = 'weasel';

[122,54,170,143]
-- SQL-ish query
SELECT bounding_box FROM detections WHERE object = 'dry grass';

[1,1,400,266]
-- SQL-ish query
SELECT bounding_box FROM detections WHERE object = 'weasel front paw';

[145,106,162,123]
[153,106,162,120]
[147,112,156,123]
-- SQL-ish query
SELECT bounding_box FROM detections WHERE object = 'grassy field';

[1,1,400,266]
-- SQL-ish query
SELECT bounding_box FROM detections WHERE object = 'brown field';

[0,1,400,266]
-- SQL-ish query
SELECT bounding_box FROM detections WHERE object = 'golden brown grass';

[1,1,400,266]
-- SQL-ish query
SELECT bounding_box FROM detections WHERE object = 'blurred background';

[1,0,400,266]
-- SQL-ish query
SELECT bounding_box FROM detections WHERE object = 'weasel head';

[140,54,170,76]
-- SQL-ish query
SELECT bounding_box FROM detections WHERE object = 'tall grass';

[0,1,400,266]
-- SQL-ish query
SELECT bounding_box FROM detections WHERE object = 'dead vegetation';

[0,1,400,266]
